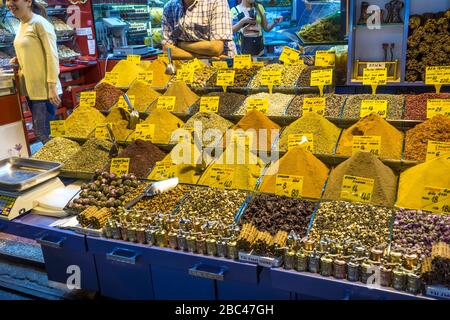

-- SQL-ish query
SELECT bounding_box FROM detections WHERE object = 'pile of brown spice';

[404,115,450,162]
[94,83,123,111]
[405,93,450,120]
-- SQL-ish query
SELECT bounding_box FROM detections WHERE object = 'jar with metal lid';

[168,230,178,249]
[284,250,296,270]
[404,253,419,271]
[177,232,188,251]
[308,251,321,274]
[217,238,228,258]
[196,235,207,255]
[111,222,121,240]
[406,273,421,294]
[156,230,168,247]
[347,260,360,282]
[360,261,373,285]
[103,222,113,238]
[333,257,347,279]
[370,248,384,262]
[355,245,366,259]
[320,255,333,277]
[186,234,197,253]
[304,239,315,252]
[120,223,129,241]
[227,241,238,260]
[389,251,403,264]
[295,250,308,272]
[127,227,137,243]
[392,269,407,291]
[136,227,146,244]
[380,265,392,287]
[206,237,218,256]
[145,228,157,246]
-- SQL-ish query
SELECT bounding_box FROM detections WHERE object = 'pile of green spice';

[190,92,246,115]
[181,112,234,145]
[63,139,112,173]
[32,137,81,163]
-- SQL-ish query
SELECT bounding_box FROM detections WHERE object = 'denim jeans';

[28,99,56,144]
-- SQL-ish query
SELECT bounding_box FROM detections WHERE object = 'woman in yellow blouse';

[231,0,283,56]
[7,0,61,144]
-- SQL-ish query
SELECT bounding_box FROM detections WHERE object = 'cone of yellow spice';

[149,81,199,113]
[126,80,161,112]
[109,60,143,88]
[140,60,173,88]
[99,107,136,142]
[396,155,450,212]
[336,113,404,160]
[278,112,341,154]
[259,146,329,199]
[65,106,106,138]
[141,108,184,144]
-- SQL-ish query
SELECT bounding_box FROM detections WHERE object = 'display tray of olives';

[64,170,150,216]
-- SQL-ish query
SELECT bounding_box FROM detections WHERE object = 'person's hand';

[48,83,61,107]
[9,57,17,65]
[241,17,256,26]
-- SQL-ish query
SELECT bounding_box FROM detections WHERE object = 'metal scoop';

[105,123,119,158]
[124,178,179,209]
[123,93,139,130]
[165,47,176,75]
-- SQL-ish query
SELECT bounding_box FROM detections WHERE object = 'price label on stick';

[199,97,220,113]
[426,66,450,93]
[426,141,450,162]
[95,124,112,140]
[177,68,195,84]
[231,131,254,149]
[157,96,176,111]
[303,97,326,116]
[103,72,119,86]
[50,120,65,137]
[421,187,450,214]
[288,134,314,153]
[233,55,252,69]
[216,69,235,92]
[247,98,269,114]
[150,161,177,180]
[252,61,265,68]
[117,95,135,112]
[310,69,333,96]
[427,99,450,118]
[275,174,304,199]
[360,100,388,118]
[208,166,234,189]
[137,71,154,86]
[279,46,302,65]
[110,158,130,176]
[134,124,155,141]
[79,91,96,108]
[261,69,282,94]
[315,50,336,67]
[341,175,374,203]
[363,68,387,94]
[127,54,141,65]
[211,61,228,69]
[352,136,381,156]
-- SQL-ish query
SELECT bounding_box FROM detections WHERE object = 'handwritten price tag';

[252,61,265,68]
[137,71,154,86]
[426,141,450,162]
[200,97,220,113]
[177,68,195,84]
[79,91,96,108]
[103,72,119,86]
[426,66,450,85]
[427,99,450,118]
[158,53,169,64]
[310,69,333,96]
[352,136,381,156]
[275,174,304,199]
[207,166,234,189]
[247,98,269,114]
[279,46,302,65]
[211,61,228,69]
[95,124,112,140]
[216,69,235,91]
[341,175,374,203]
[315,51,335,67]
[157,96,176,111]
[303,97,326,116]
[110,158,130,176]
[421,187,450,214]
[360,100,388,118]
[134,124,155,141]
[127,55,141,65]
[233,55,252,69]
[232,130,254,149]
[261,69,282,94]
[288,134,314,153]
[363,68,387,94]
[50,120,65,137]
[149,161,177,180]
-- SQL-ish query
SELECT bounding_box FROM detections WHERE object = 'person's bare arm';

[178,40,225,57]
[163,44,195,60]
[257,5,281,32]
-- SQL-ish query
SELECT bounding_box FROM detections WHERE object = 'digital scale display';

[0,195,16,217]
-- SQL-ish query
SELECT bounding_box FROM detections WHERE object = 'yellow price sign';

[50,120,65,137]
[360,100,388,118]
[134,123,155,141]
[352,136,381,156]
[79,91,96,108]
[231,130,254,149]
[426,66,450,93]
[207,166,234,189]
[363,68,387,94]
[157,96,176,111]
[247,98,269,114]
[310,69,333,96]
[184,58,204,71]
[279,46,302,65]
[426,141,450,162]
[110,158,130,176]
[303,97,326,116]
[367,62,386,69]
[177,68,195,84]
[427,99,450,118]
[117,95,135,112]
[150,161,177,180]
[127,54,141,65]
[95,124,112,140]
[103,72,119,86]
[261,69,282,94]
[199,96,220,113]
[315,50,336,67]
[216,69,235,91]
[211,61,228,69]
[137,71,154,86]
[421,187,450,214]
[341,175,374,203]
[233,54,252,69]
[252,61,265,68]
[158,53,169,64]
[275,174,304,199]
[288,134,314,153]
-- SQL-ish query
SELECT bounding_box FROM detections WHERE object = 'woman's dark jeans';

[28,99,56,144]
